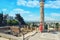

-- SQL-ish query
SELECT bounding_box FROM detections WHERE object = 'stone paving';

[28,32,60,40]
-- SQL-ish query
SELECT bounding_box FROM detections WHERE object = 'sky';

[0,0,60,22]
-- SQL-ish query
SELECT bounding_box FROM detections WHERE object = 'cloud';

[17,0,26,6]
[17,0,60,8]
[17,0,40,7]
[12,8,30,14]
[9,8,30,16]
[2,8,40,22]
[51,13,60,16]
[29,15,33,17]
[2,9,9,14]
[25,16,40,22]
[24,14,40,22]
[45,0,60,8]
[45,13,60,21]
[45,16,55,21]
[2,9,7,11]
[24,12,60,22]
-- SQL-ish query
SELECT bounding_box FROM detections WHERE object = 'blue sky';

[0,0,60,22]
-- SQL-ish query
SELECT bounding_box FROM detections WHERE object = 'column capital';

[40,2,44,7]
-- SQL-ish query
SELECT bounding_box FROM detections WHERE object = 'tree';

[12,19,19,25]
[3,14,8,26]
[0,13,3,26]
[15,14,26,26]
[7,19,19,26]
[44,24,48,30]
[55,23,59,31]
[7,20,12,26]
[15,14,26,34]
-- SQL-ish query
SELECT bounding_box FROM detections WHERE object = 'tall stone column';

[40,0,44,30]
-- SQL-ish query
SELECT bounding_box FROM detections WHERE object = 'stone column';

[40,0,44,30]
